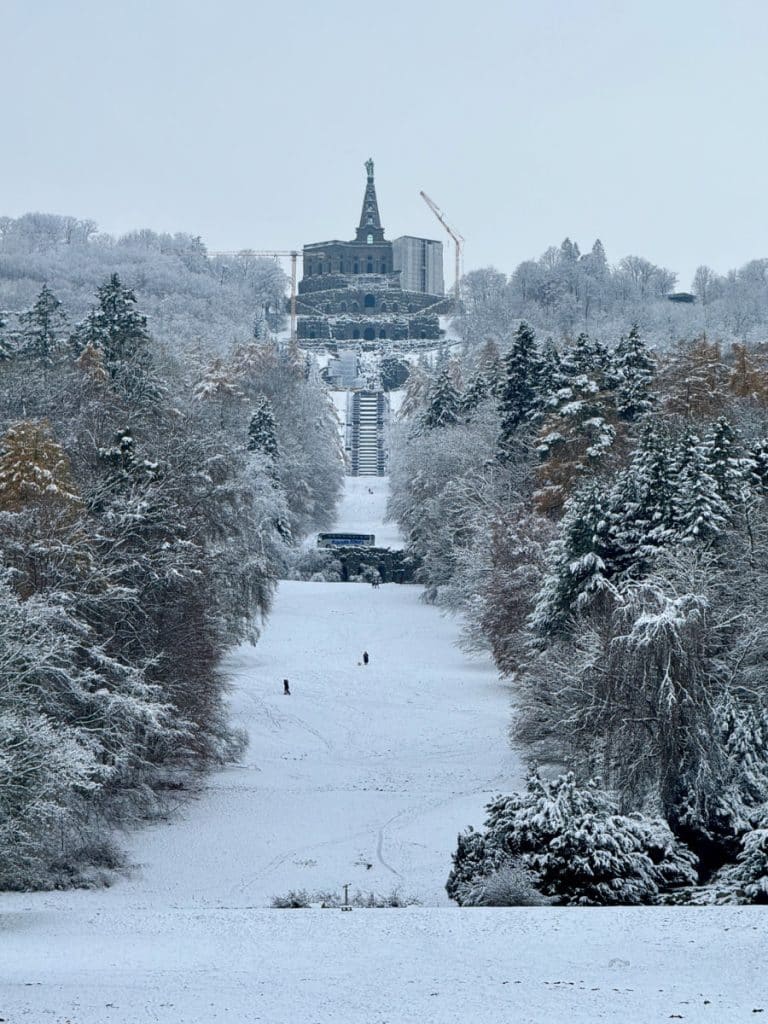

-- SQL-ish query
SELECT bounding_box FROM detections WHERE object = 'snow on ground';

[328,472,402,548]
[1,476,763,1023]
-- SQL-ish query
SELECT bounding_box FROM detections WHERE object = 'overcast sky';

[3,0,767,289]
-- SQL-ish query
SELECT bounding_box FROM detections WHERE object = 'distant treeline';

[455,238,768,349]
[0,213,288,352]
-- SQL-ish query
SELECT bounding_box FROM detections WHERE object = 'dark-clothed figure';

[362,651,369,666]
[283,679,291,695]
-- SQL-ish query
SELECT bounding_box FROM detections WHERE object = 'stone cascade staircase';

[347,390,388,476]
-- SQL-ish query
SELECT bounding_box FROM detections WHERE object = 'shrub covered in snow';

[464,859,549,906]
[447,771,697,906]
[712,828,768,903]
[285,546,343,582]
[271,888,420,908]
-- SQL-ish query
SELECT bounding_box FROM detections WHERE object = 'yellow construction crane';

[419,191,464,302]
[208,249,303,341]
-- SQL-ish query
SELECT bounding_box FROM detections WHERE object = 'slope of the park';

[76,475,523,910]
[1,476,763,1024]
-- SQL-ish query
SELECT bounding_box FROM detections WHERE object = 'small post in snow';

[341,882,352,911]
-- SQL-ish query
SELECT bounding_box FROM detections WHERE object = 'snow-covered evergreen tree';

[702,416,754,505]
[459,370,489,416]
[71,273,157,402]
[18,284,67,365]
[610,426,678,571]
[421,367,461,430]
[0,311,12,361]
[247,394,280,463]
[673,430,729,543]
[447,771,696,906]
[613,325,656,421]
[534,370,617,514]
[530,483,619,635]
[716,828,768,903]
[497,322,540,455]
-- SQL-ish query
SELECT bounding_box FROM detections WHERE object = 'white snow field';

[1,476,765,1023]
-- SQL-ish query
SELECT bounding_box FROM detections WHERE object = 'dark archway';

[364,294,375,309]
[363,327,375,341]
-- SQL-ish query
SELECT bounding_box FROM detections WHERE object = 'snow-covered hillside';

[1,476,763,1023]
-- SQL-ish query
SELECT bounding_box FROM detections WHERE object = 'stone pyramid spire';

[355,158,385,242]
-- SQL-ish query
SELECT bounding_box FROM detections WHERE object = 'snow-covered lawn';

[1,477,763,1023]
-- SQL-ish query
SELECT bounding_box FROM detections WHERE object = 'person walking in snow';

[362,651,369,666]
[283,678,291,695]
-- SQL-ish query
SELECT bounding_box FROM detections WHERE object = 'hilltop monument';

[296,160,449,346]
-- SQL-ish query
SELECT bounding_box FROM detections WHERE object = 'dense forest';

[0,274,343,889]
[0,213,287,351]
[389,327,768,905]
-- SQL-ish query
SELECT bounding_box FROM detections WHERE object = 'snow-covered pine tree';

[71,274,157,402]
[475,338,504,397]
[248,394,280,464]
[672,430,729,544]
[447,771,696,906]
[716,829,768,903]
[534,369,617,515]
[749,438,768,491]
[610,426,678,572]
[96,428,160,496]
[659,337,729,419]
[18,284,67,365]
[715,694,768,812]
[702,416,754,505]
[421,367,461,430]
[497,321,541,457]
[530,482,618,636]
[459,370,489,416]
[563,332,611,378]
[0,310,15,361]
[614,325,656,421]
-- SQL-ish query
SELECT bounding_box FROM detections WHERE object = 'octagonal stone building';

[296,159,451,347]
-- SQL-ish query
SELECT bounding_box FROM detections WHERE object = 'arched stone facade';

[296,160,448,347]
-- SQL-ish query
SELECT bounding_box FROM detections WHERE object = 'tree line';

[0,213,287,352]
[0,276,343,889]
[455,237,768,349]
[388,327,768,904]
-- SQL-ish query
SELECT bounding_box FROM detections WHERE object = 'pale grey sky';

[2,0,767,289]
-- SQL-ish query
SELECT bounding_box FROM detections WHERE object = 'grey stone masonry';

[297,160,450,348]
